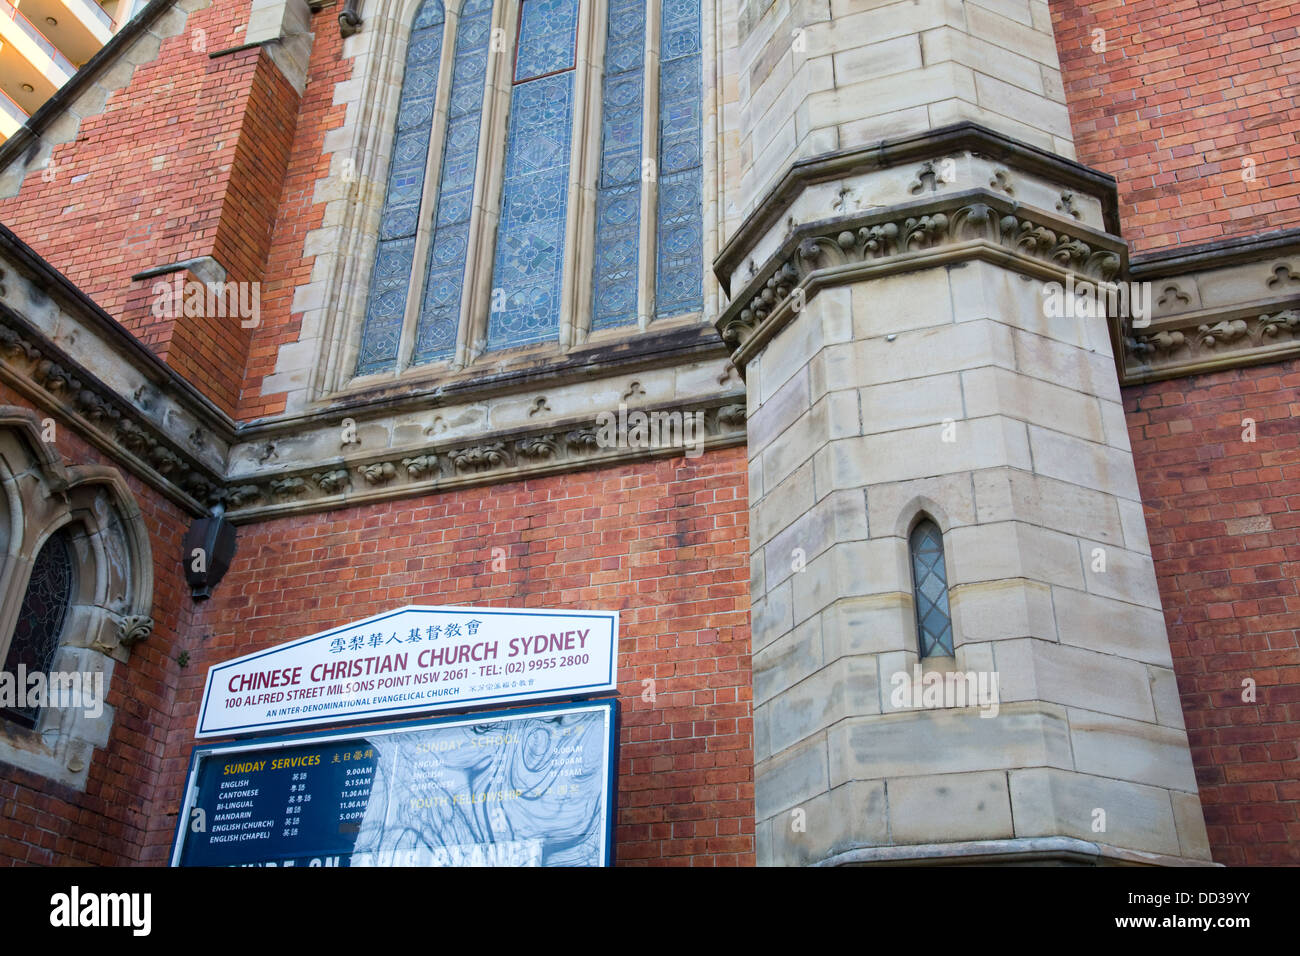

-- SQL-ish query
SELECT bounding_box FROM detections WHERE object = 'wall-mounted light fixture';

[182,504,238,600]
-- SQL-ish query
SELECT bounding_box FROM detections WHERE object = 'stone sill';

[815,837,1221,867]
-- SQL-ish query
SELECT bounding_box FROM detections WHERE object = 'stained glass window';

[359,0,705,372]
[3,527,75,726]
[413,0,494,365]
[486,0,580,350]
[654,0,703,318]
[355,0,447,376]
[910,519,954,658]
[590,0,646,331]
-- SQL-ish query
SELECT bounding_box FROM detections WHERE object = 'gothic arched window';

[355,0,705,378]
[1,527,75,726]
[909,518,954,658]
[0,408,155,788]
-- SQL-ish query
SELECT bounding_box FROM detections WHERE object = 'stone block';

[768,655,881,755]
[972,468,1125,545]
[1027,424,1142,501]
[828,702,1073,784]
[1009,767,1181,856]
[859,373,964,435]
[1068,709,1200,792]
[755,732,831,819]
[993,637,1157,723]
[889,770,1015,843]
[754,614,823,706]
[792,537,910,622]
[946,521,1085,589]
[820,592,916,661]
[1051,587,1173,666]
[866,472,977,537]
[766,779,889,865]
[824,416,1031,491]
[765,487,869,591]
[949,577,1057,643]
[961,365,1105,443]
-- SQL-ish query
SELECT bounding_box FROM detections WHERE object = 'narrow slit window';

[909,518,954,658]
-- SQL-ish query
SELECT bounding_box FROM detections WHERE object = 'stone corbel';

[116,613,154,648]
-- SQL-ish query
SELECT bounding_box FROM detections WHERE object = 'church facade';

[0,0,1296,866]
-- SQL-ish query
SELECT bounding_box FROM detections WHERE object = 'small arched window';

[909,518,953,658]
[2,527,75,726]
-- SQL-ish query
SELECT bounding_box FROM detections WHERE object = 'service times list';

[180,739,378,867]
[175,702,616,867]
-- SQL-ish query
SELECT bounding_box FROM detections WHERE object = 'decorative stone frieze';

[717,189,1125,373]
[219,397,746,522]
[1121,231,1300,384]
[0,303,223,514]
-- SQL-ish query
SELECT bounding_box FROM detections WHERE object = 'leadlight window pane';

[654,0,703,318]
[486,0,580,351]
[413,0,495,365]
[590,0,646,332]
[910,519,954,658]
[355,0,447,376]
[3,528,75,726]
[514,0,580,80]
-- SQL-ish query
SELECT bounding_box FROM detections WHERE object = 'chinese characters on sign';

[195,605,618,738]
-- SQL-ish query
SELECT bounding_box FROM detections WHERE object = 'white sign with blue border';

[195,605,618,738]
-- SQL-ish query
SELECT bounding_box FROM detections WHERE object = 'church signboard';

[171,699,618,867]
[195,605,619,738]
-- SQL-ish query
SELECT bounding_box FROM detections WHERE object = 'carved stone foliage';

[116,614,154,647]
[313,468,351,494]
[358,461,396,485]
[219,399,747,519]
[451,443,511,473]
[0,310,222,509]
[1125,307,1300,377]
[717,196,1123,362]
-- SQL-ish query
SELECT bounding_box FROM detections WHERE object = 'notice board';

[171,699,618,867]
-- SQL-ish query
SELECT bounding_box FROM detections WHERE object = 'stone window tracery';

[354,0,705,380]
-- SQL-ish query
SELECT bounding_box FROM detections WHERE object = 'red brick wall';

[1052,0,1300,253]
[148,448,754,866]
[0,385,192,866]
[239,22,351,420]
[1124,364,1300,865]
[0,8,299,416]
